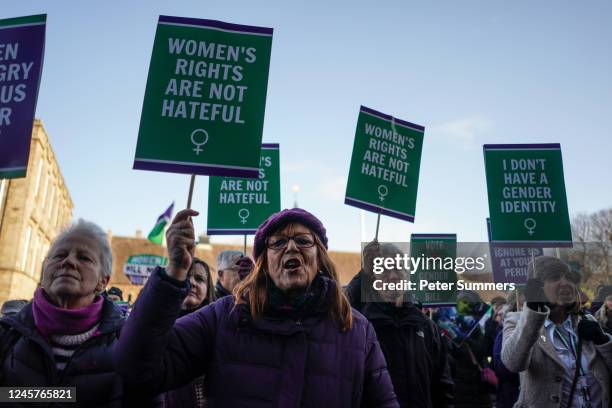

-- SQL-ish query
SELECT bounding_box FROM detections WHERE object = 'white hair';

[49,219,113,278]
[216,250,244,272]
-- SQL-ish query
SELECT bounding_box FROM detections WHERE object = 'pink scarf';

[32,288,103,337]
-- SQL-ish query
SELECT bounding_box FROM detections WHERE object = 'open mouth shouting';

[558,287,573,299]
[283,257,302,272]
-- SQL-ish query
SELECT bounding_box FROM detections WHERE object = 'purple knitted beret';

[253,208,328,259]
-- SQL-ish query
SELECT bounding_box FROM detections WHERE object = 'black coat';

[0,298,154,407]
[449,322,492,408]
[346,272,454,408]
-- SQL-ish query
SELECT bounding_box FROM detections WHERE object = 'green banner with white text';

[207,144,280,234]
[345,106,424,222]
[134,16,273,178]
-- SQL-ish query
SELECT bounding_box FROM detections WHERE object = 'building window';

[47,184,55,219]
[40,172,49,210]
[33,161,43,198]
[53,191,62,227]
[21,225,32,272]
[39,241,50,281]
[28,231,39,277]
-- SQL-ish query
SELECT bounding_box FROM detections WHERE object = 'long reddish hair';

[234,231,353,332]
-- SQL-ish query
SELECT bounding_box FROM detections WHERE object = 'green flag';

[148,202,174,244]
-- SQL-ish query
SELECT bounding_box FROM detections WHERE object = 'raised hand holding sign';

[165,209,199,281]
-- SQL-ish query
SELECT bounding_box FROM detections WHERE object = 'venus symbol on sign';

[238,208,250,224]
[378,185,389,202]
[190,129,209,155]
[524,218,536,236]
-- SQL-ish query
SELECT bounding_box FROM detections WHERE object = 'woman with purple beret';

[116,207,398,407]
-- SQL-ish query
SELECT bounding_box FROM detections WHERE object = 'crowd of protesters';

[1,207,612,407]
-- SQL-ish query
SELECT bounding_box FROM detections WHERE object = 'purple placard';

[0,16,46,179]
[360,105,425,133]
[158,15,273,36]
[487,218,542,284]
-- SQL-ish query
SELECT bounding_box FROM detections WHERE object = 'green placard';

[207,144,280,234]
[484,144,572,247]
[345,106,424,222]
[410,234,457,306]
[133,16,273,178]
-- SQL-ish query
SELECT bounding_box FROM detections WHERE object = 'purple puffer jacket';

[115,268,398,408]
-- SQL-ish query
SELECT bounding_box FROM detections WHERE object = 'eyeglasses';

[266,233,315,251]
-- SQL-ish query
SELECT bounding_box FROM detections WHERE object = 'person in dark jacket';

[482,296,506,364]
[214,250,253,298]
[345,241,454,408]
[0,299,28,317]
[449,291,493,408]
[162,257,216,407]
[0,219,149,407]
[115,207,399,407]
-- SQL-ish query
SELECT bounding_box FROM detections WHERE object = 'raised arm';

[502,278,549,373]
[501,305,547,373]
[114,208,217,393]
[114,267,219,393]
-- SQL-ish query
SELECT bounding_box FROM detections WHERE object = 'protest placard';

[134,16,273,178]
[410,233,457,306]
[484,143,572,247]
[486,218,542,284]
[0,14,46,179]
[207,143,280,234]
[345,106,424,223]
[123,254,168,285]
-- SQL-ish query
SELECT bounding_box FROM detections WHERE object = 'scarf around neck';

[32,288,104,338]
[265,273,331,320]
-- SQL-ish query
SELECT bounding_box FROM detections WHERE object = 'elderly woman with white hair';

[0,219,150,407]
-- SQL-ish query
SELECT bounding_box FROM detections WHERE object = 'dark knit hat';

[236,256,255,280]
[253,208,328,259]
[107,287,123,300]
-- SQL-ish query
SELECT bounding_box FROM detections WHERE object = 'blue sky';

[4,0,612,251]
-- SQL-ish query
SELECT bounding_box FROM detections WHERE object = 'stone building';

[0,120,73,304]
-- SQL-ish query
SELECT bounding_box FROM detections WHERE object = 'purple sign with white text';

[487,218,542,284]
[0,14,46,179]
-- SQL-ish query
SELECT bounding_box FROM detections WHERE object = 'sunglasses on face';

[266,233,315,251]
